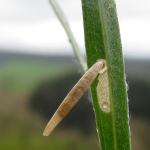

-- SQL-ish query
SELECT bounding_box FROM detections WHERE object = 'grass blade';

[81,0,131,150]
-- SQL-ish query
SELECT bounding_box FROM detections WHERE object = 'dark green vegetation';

[81,0,131,149]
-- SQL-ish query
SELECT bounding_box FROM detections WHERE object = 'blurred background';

[0,0,150,150]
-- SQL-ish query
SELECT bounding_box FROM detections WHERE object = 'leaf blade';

[81,0,131,150]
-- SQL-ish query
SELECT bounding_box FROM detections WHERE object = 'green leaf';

[81,0,131,150]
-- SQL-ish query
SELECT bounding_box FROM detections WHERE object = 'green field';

[0,60,75,93]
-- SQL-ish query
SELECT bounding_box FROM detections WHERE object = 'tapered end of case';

[43,113,62,136]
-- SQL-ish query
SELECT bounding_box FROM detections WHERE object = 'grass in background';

[0,131,99,150]
[0,110,99,150]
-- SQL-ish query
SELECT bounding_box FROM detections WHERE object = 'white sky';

[0,0,150,58]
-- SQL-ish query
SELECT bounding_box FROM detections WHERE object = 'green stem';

[48,0,87,72]
[81,0,131,150]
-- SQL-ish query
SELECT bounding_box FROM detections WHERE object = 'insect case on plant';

[43,59,110,136]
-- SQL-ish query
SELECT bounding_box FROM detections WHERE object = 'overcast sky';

[0,0,150,58]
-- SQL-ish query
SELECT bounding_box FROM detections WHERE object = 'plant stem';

[81,0,131,150]
[48,0,87,72]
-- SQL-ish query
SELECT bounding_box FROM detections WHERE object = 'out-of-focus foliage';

[0,52,150,150]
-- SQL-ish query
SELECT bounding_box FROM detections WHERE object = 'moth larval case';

[43,59,106,136]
